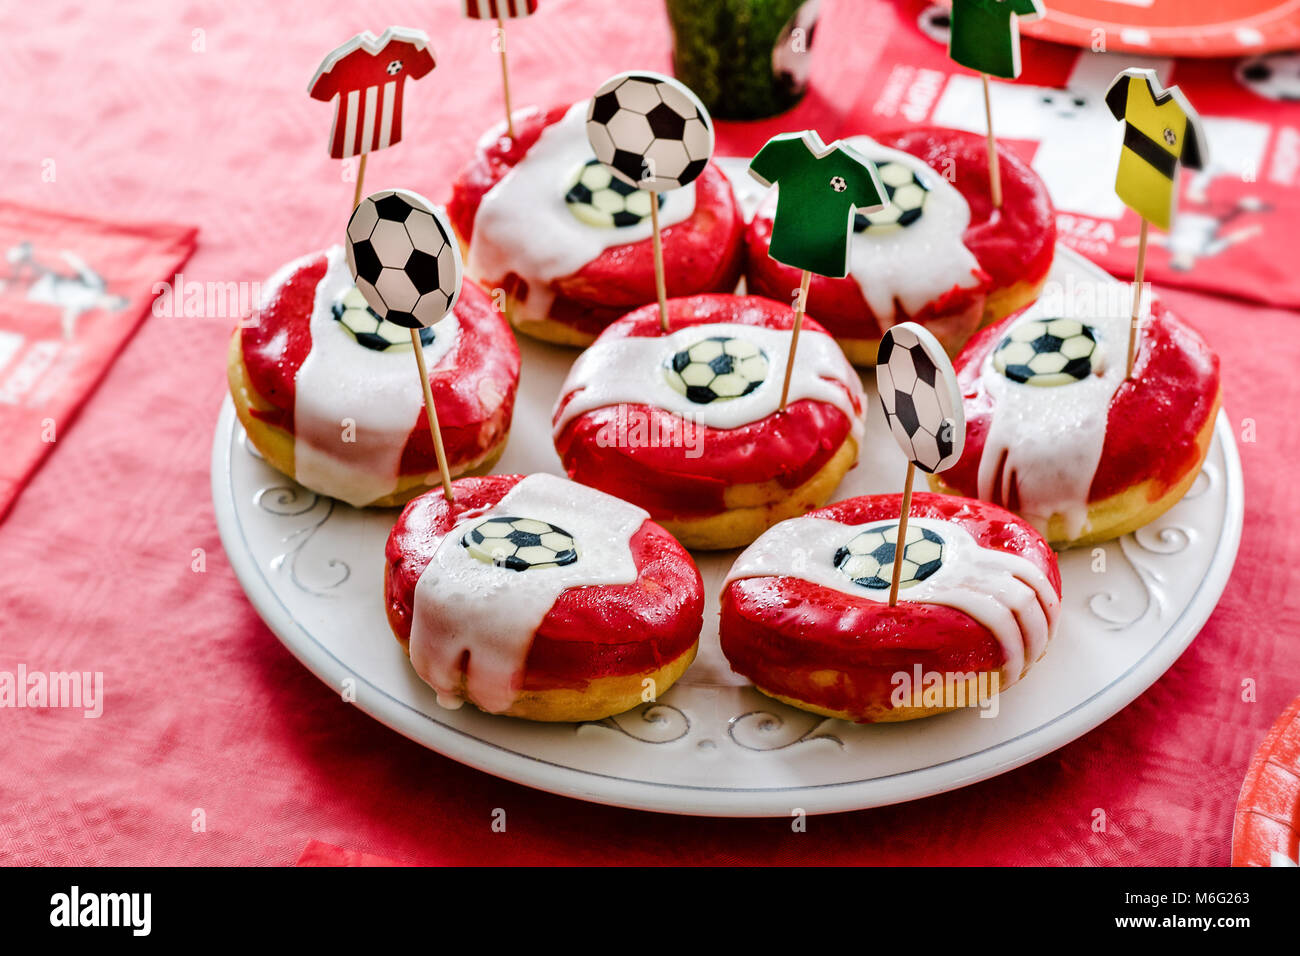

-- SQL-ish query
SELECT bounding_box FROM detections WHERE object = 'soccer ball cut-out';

[665,335,769,405]
[855,161,929,232]
[994,317,1100,387]
[587,71,714,191]
[565,159,663,228]
[346,189,463,329]
[332,285,434,352]
[1237,53,1300,103]
[461,516,579,572]
[834,522,945,591]
[876,322,966,474]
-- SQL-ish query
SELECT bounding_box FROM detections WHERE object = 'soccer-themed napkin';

[0,202,196,520]
[843,0,1300,309]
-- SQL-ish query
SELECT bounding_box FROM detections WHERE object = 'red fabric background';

[0,0,1294,866]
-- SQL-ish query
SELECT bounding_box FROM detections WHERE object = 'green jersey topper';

[949,0,1045,80]
[749,131,886,278]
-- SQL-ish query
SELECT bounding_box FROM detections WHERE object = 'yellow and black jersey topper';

[1105,68,1208,231]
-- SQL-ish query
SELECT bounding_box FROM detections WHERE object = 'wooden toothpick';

[779,269,813,411]
[352,153,368,211]
[888,461,917,608]
[649,194,669,332]
[409,328,454,502]
[1126,218,1149,379]
[981,73,1002,209]
[497,15,515,139]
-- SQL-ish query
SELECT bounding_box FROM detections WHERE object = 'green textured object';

[749,131,886,278]
[666,0,820,121]
[948,0,1044,80]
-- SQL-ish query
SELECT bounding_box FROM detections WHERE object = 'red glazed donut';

[448,104,745,347]
[745,127,1055,365]
[720,492,1062,722]
[385,473,703,721]
[552,294,866,550]
[928,298,1221,548]
[228,247,519,508]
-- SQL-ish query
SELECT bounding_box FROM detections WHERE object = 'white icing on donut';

[552,321,865,442]
[975,298,1125,539]
[466,103,697,323]
[726,515,1059,685]
[408,473,650,714]
[291,245,461,507]
[755,135,983,327]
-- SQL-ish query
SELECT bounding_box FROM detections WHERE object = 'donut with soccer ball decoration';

[552,294,866,550]
[446,91,744,348]
[744,127,1057,365]
[719,491,1062,723]
[226,242,519,508]
[384,473,704,722]
[927,297,1222,548]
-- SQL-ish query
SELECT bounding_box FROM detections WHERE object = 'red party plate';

[1018,0,1300,58]
[1232,695,1300,866]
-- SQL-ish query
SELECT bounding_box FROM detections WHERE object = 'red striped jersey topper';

[462,0,538,19]
[309,27,436,160]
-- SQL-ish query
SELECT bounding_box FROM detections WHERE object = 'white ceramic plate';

[212,242,1241,817]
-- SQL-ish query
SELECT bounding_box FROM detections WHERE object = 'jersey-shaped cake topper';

[948,0,1045,80]
[462,0,538,18]
[748,130,885,279]
[875,322,966,606]
[1105,67,1207,232]
[309,27,436,161]
[346,189,463,501]
[749,130,885,410]
[1105,67,1208,378]
[587,71,715,333]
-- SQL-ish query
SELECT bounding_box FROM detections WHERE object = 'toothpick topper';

[748,131,886,278]
[586,72,715,192]
[309,27,436,160]
[875,323,966,474]
[1106,68,1208,232]
[948,0,1045,80]
[346,190,463,329]
[462,0,538,18]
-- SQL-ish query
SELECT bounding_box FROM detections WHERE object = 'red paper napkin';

[843,0,1300,309]
[0,202,196,521]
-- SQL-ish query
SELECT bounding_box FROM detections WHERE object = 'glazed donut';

[720,493,1062,723]
[552,294,866,550]
[744,127,1056,365]
[228,246,519,508]
[447,104,745,347]
[384,473,703,721]
[927,298,1221,549]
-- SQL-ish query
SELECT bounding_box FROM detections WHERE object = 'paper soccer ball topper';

[345,189,462,329]
[875,322,965,474]
[586,71,714,191]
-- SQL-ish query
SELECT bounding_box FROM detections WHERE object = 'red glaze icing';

[447,104,745,336]
[384,476,704,689]
[940,302,1221,507]
[744,127,1056,341]
[238,254,520,475]
[553,295,860,520]
[720,493,1061,721]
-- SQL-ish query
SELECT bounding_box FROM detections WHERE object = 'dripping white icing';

[291,245,461,507]
[976,297,1126,539]
[408,473,649,714]
[552,321,865,442]
[726,515,1059,684]
[754,135,983,327]
[466,103,697,323]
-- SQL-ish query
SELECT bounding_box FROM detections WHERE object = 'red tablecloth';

[0,0,1295,866]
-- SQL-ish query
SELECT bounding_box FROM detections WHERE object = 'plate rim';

[212,245,1244,817]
